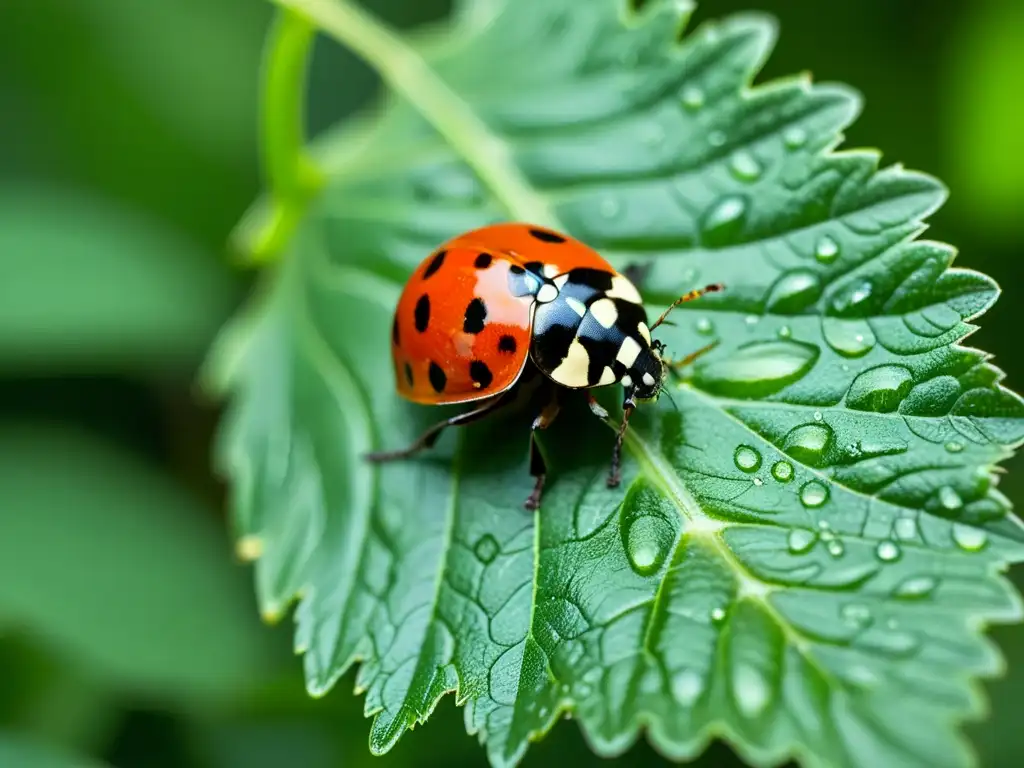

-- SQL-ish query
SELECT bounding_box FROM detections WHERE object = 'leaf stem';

[268,0,561,229]
[242,8,324,265]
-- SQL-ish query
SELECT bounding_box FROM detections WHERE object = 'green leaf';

[0,184,239,373]
[207,0,1024,766]
[0,733,107,768]
[0,424,274,705]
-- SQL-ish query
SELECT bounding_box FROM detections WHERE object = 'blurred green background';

[2,0,1023,766]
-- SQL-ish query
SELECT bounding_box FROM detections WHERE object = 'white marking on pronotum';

[643,372,656,387]
[589,298,618,329]
[554,274,571,289]
[542,264,560,279]
[565,297,587,317]
[616,336,642,367]
[637,322,652,345]
[550,338,591,387]
[536,283,558,303]
[523,274,540,294]
[607,275,643,305]
[598,366,616,385]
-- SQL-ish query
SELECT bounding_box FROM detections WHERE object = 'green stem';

[269,0,560,229]
[244,8,323,264]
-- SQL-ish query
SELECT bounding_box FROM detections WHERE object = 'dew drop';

[599,196,622,219]
[938,485,963,512]
[822,317,876,358]
[819,528,835,542]
[815,235,840,264]
[729,150,763,181]
[672,668,704,706]
[846,365,914,413]
[787,528,817,554]
[695,317,714,335]
[813,411,823,421]
[841,602,873,629]
[752,477,763,486]
[875,540,901,562]
[708,129,727,147]
[710,607,727,623]
[772,460,794,483]
[701,195,748,244]
[766,269,822,313]
[623,516,673,576]
[732,664,770,719]
[827,539,845,557]
[894,576,938,599]
[474,534,499,564]
[734,445,762,473]
[745,314,759,326]
[800,481,829,508]
[945,441,964,453]
[893,517,918,541]
[817,519,831,531]
[782,423,834,467]
[777,325,792,339]
[691,339,819,399]
[682,85,705,111]
[783,126,807,149]
[952,523,988,552]
[831,279,874,315]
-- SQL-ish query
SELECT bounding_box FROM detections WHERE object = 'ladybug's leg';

[364,393,512,464]
[524,390,561,511]
[586,393,634,489]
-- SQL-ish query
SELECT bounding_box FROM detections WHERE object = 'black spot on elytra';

[532,323,577,374]
[529,228,567,244]
[498,335,518,354]
[414,294,430,332]
[474,252,492,269]
[523,260,544,275]
[429,361,446,393]
[470,360,493,389]
[404,362,414,386]
[463,298,487,334]
[422,249,446,279]
[392,316,400,345]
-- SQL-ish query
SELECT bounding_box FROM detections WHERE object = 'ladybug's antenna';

[649,284,724,332]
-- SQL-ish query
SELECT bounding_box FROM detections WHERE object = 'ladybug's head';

[621,338,667,407]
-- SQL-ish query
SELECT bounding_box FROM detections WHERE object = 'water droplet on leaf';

[875,540,901,562]
[938,486,963,512]
[623,516,674,576]
[894,517,918,541]
[734,445,762,473]
[945,441,964,453]
[701,195,748,244]
[800,481,829,508]
[831,279,874,314]
[782,423,834,467]
[710,607,726,623]
[777,325,792,339]
[695,317,714,335]
[766,270,822,312]
[732,664,770,719]
[894,576,938,599]
[729,150,762,181]
[952,523,987,552]
[815,235,840,264]
[599,196,622,219]
[673,668,704,705]
[474,534,499,564]
[846,365,914,412]
[822,317,876,358]
[827,539,845,557]
[682,86,705,111]
[708,130,727,147]
[772,460,794,483]
[842,602,873,629]
[693,340,819,399]
[783,126,807,149]
[787,528,817,553]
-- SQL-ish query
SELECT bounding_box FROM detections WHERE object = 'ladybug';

[365,223,722,510]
